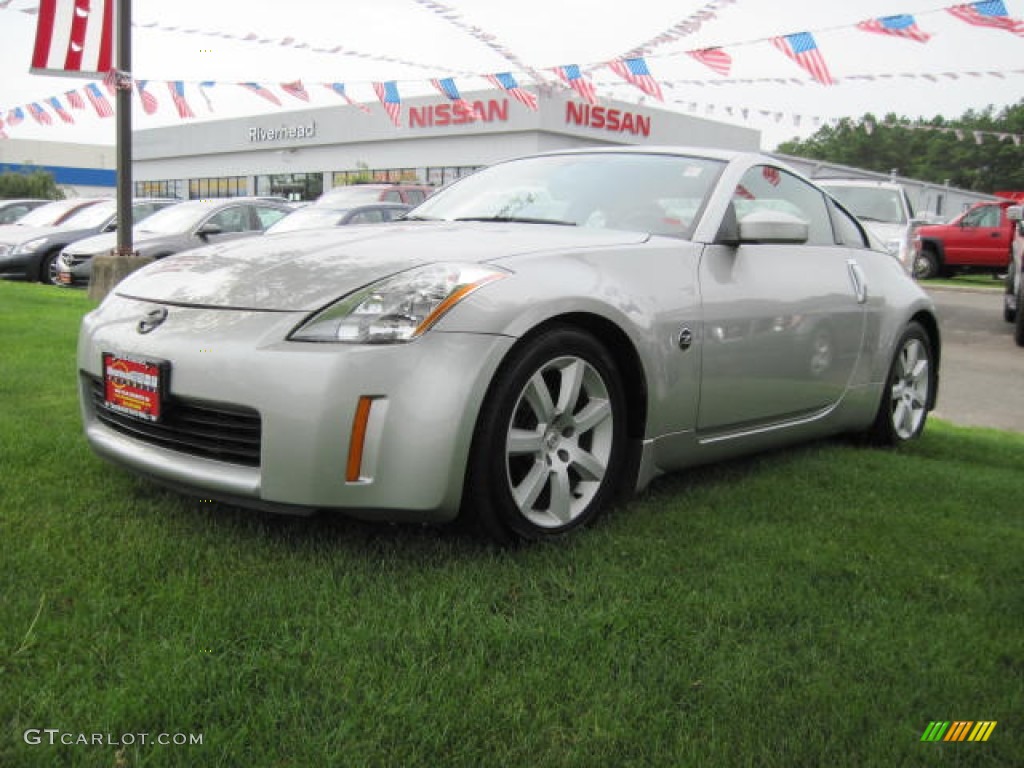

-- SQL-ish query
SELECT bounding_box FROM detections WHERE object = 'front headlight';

[13,238,46,255]
[289,263,508,343]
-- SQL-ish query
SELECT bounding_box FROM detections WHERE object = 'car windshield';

[58,200,116,229]
[266,207,348,234]
[821,185,908,225]
[411,153,725,238]
[16,200,95,227]
[135,202,214,234]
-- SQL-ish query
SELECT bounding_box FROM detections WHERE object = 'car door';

[944,203,1005,266]
[697,164,868,434]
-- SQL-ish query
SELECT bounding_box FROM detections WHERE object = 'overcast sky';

[0,0,1022,150]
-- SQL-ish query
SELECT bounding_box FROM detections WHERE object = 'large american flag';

[373,81,402,127]
[554,65,598,105]
[771,32,834,85]
[856,14,932,43]
[31,0,113,77]
[947,1,1024,36]
[484,72,538,111]
[136,80,159,115]
[607,57,663,101]
[687,48,732,77]
[240,82,282,106]
[85,82,113,117]
[280,80,310,102]
[168,81,195,119]
[47,96,74,123]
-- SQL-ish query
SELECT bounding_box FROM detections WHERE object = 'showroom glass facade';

[136,165,482,202]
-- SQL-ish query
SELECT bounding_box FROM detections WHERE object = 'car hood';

[0,224,65,247]
[114,222,649,311]
[860,221,907,243]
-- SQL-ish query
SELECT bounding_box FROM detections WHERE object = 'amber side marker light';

[346,396,375,482]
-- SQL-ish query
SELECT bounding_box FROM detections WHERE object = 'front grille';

[86,375,261,466]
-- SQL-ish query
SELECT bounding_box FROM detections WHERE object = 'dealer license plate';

[102,353,166,422]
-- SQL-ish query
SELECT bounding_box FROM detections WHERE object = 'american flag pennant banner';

[373,81,402,127]
[687,48,733,76]
[31,0,113,77]
[85,82,113,117]
[136,80,159,115]
[771,32,835,85]
[7,107,26,127]
[168,81,195,119]
[47,95,74,123]
[607,57,664,101]
[65,88,85,109]
[856,14,932,43]
[28,102,53,126]
[947,1,1024,36]
[324,83,372,114]
[431,77,466,103]
[483,72,538,111]
[280,80,310,102]
[240,82,282,106]
[199,81,216,111]
[554,64,599,105]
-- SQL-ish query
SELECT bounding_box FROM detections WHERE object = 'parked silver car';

[58,197,292,286]
[78,148,940,541]
[818,179,917,272]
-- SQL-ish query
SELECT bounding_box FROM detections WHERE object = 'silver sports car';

[78,147,940,541]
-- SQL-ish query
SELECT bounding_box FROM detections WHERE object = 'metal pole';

[115,0,132,257]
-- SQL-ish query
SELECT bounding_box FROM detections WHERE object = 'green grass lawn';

[923,273,1006,291]
[1,281,1022,767]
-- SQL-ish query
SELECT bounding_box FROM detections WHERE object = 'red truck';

[912,199,1015,279]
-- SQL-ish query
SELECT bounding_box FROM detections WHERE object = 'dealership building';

[131,89,760,201]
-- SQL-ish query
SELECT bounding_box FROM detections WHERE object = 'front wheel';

[867,322,935,445]
[464,326,627,542]
[40,251,62,285]
[913,248,939,281]
[1015,281,1024,348]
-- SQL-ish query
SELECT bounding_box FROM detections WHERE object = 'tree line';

[775,99,1024,194]
[0,169,64,200]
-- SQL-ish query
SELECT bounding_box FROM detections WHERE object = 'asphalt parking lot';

[927,286,1024,433]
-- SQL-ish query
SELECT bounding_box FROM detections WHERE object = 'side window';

[255,206,289,229]
[207,207,248,233]
[963,205,998,228]
[352,210,386,224]
[828,199,869,248]
[405,190,426,205]
[382,190,401,202]
[733,165,833,246]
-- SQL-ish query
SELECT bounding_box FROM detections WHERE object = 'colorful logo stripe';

[921,721,997,742]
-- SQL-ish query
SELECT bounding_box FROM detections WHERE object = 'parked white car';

[819,179,917,272]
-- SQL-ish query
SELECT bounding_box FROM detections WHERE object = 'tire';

[1004,268,1017,323]
[867,322,935,446]
[1015,281,1024,348]
[912,247,939,281]
[39,251,62,285]
[464,326,627,542]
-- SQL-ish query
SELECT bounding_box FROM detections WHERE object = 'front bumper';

[78,297,514,522]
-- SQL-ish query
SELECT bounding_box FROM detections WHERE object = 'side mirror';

[1007,205,1023,222]
[196,223,223,238]
[737,210,809,244]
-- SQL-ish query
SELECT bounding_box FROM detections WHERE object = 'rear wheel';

[464,326,627,542]
[867,322,934,445]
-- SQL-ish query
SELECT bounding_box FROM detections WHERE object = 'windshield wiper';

[454,216,576,226]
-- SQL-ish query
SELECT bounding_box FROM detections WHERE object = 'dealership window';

[332,167,424,186]
[188,176,249,199]
[135,179,183,199]
[254,172,323,202]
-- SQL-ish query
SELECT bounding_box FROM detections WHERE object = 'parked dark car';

[0,198,113,281]
[0,198,49,225]
[313,183,433,207]
[58,198,293,286]
[0,198,177,283]
[265,203,411,234]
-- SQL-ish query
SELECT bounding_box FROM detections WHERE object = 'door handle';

[847,259,868,304]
